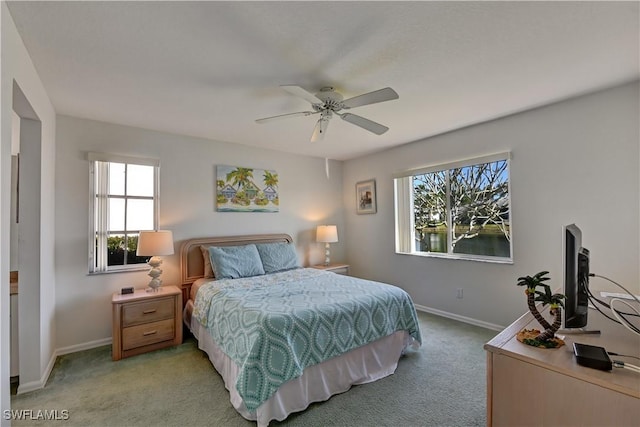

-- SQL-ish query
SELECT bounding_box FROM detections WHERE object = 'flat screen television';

[562,224,596,332]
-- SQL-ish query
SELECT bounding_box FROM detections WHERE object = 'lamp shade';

[316,225,338,243]
[136,230,174,256]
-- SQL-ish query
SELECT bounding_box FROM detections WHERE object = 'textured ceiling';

[7,1,639,160]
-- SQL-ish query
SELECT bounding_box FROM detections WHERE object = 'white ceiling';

[7,1,639,161]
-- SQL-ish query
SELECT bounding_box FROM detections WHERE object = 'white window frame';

[88,153,160,274]
[394,152,513,263]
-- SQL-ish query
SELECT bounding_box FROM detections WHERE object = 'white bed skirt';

[190,314,412,426]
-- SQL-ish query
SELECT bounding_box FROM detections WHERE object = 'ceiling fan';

[256,85,399,142]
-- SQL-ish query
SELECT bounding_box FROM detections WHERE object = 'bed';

[180,234,421,426]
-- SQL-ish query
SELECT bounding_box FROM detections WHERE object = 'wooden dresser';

[112,286,182,361]
[485,307,640,426]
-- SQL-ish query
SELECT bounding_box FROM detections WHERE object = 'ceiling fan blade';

[281,85,323,104]
[340,113,389,135]
[311,117,330,142]
[255,111,317,124]
[342,87,399,109]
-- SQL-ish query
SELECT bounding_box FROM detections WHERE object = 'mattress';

[182,277,209,326]
[190,277,210,302]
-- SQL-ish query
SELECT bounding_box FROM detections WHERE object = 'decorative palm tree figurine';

[517,271,566,348]
[534,285,566,342]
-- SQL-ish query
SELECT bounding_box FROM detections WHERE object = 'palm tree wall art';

[216,165,279,212]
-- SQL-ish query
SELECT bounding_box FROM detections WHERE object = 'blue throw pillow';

[208,244,265,279]
[256,242,300,274]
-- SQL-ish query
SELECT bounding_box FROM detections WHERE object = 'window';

[395,153,512,262]
[88,153,159,273]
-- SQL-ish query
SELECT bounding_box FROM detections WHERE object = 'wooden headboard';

[179,233,293,303]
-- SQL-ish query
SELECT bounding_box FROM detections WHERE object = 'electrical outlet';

[456,288,463,299]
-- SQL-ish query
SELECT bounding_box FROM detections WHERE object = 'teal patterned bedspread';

[193,268,422,412]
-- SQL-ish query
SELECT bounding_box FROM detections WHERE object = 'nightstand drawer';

[122,298,174,327]
[122,318,175,350]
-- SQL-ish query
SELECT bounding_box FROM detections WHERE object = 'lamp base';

[324,243,331,266]
[146,278,162,293]
[146,256,164,292]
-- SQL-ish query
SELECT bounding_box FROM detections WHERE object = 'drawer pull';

[142,309,157,314]
[142,330,158,336]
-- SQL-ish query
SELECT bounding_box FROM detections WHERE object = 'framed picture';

[216,165,279,212]
[356,179,376,214]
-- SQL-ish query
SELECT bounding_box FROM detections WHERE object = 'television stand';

[557,327,601,335]
[485,307,639,426]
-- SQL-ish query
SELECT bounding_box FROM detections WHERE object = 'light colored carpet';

[11,311,497,426]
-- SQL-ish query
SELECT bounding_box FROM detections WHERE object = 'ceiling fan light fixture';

[256,85,398,140]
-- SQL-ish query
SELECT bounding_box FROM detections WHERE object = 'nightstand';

[311,263,350,276]
[112,285,182,361]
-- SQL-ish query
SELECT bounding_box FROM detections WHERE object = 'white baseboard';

[16,338,111,395]
[414,304,504,331]
[56,337,111,356]
[16,349,57,395]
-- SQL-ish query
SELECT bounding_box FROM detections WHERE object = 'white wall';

[1,0,57,413]
[343,82,639,329]
[54,115,345,350]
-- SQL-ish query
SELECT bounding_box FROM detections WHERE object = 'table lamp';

[136,230,174,292]
[316,225,338,266]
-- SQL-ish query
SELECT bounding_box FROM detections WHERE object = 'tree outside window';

[407,156,511,261]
